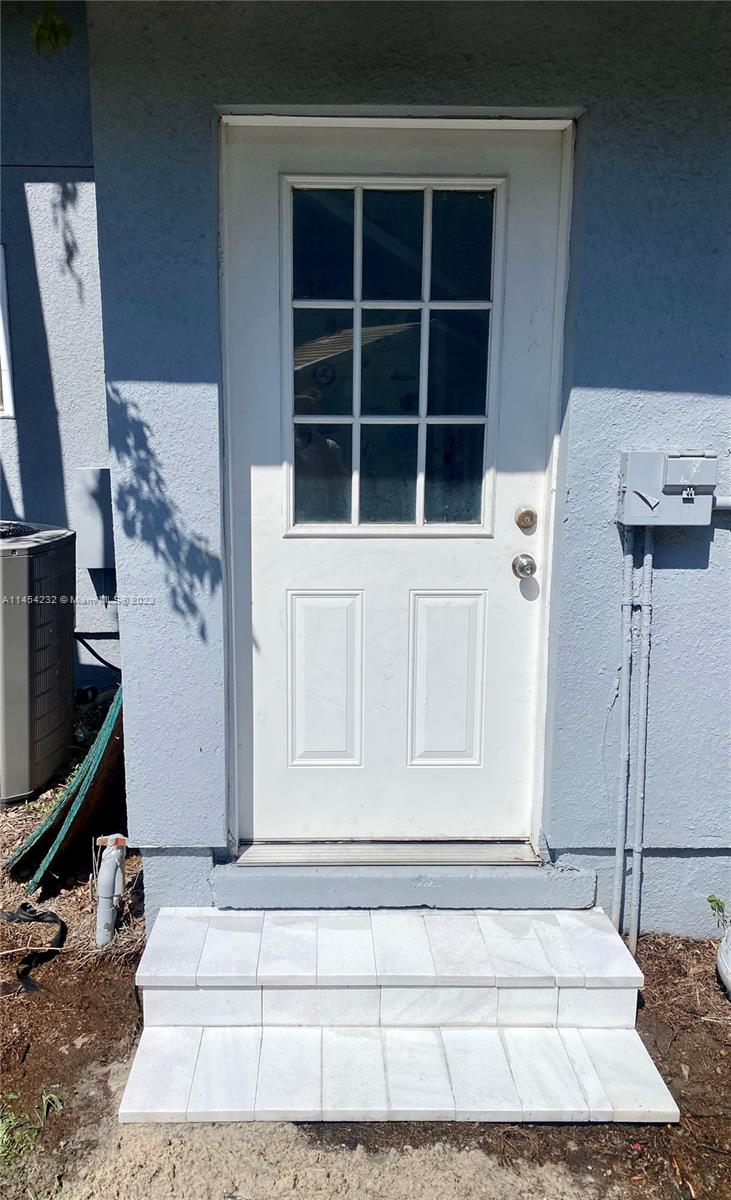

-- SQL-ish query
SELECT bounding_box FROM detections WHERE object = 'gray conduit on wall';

[611,527,635,930]
[613,486,727,948]
[628,528,655,954]
[611,527,655,950]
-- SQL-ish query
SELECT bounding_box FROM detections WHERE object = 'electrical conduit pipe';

[611,527,635,929]
[627,529,654,955]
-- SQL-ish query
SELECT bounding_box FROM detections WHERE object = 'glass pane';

[294,309,353,416]
[362,190,423,301]
[293,189,354,300]
[361,309,421,416]
[427,311,489,416]
[425,425,484,524]
[294,423,352,523]
[430,190,493,301]
[359,424,418,523]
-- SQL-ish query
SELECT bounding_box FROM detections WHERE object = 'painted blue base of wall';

[557,850,731,939]
[141,848,216,928]
[141,847,727,938]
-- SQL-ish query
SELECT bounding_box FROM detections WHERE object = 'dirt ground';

[2,793,730,1199]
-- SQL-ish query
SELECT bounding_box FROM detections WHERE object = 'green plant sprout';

[30,2,73,56]
[707,894,729,930]
[0,1089,63,1167]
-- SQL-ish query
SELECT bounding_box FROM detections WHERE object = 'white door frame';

[219,113,574,854]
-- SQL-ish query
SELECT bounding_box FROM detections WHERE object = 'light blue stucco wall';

[83,1,730,931]
[1,1,120,681]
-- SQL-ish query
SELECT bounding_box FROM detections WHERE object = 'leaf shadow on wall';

[51,181,84,301]
[106,383,222,640]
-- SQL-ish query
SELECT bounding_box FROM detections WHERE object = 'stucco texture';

[1,2,119,678]
[85,2,730,930]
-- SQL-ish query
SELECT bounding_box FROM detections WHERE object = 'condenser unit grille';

[0,526,76,802]
[30,545,75,787]
[0,521,38,539]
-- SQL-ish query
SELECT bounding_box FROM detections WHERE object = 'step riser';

[143,984,639,1029]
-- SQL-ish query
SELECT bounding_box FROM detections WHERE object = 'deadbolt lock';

[512,553,537,580]
[515,506,538,530]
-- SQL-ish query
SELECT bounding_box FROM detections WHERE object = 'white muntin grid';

[280,176,507,536]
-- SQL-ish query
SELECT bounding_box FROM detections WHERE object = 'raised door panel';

[288,591,363,765]
[408,591,487,765]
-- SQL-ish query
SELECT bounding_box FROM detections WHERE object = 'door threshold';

[235,841,540,867]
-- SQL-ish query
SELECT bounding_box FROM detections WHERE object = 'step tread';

[137,907,643,991]
[119,1025,679,1124]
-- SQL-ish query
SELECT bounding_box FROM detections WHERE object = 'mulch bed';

[1,952,141,1153]
[1,720,145,1162]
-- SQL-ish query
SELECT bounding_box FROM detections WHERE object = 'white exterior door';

[222,120,569,843]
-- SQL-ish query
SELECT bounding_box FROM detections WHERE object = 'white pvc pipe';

[718,929,731,997]
[611,527,635,929]
[96,838,126,947]
[628,528,654,955]
[713,495,731,510]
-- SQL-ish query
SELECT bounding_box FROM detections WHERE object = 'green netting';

[5,686,123,893]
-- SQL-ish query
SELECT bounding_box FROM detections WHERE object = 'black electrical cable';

[0,904,68,991]
[74,633,122,675]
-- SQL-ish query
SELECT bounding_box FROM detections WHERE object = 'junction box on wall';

[618,450,719,526]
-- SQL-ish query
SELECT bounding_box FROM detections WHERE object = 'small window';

[0,247,14,418]
[288,183,496,530]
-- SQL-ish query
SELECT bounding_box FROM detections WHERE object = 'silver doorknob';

[512,553,537,579]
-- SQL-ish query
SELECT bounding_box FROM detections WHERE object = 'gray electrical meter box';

[618,451,718,526]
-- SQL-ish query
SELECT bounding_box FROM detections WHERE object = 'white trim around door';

[219,115,574,860]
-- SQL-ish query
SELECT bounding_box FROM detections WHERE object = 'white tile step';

[137,907,644,991]
[142,981,639,1029]
[119,1025,679,1124]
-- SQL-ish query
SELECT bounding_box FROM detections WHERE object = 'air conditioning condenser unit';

[0,521,75,803]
